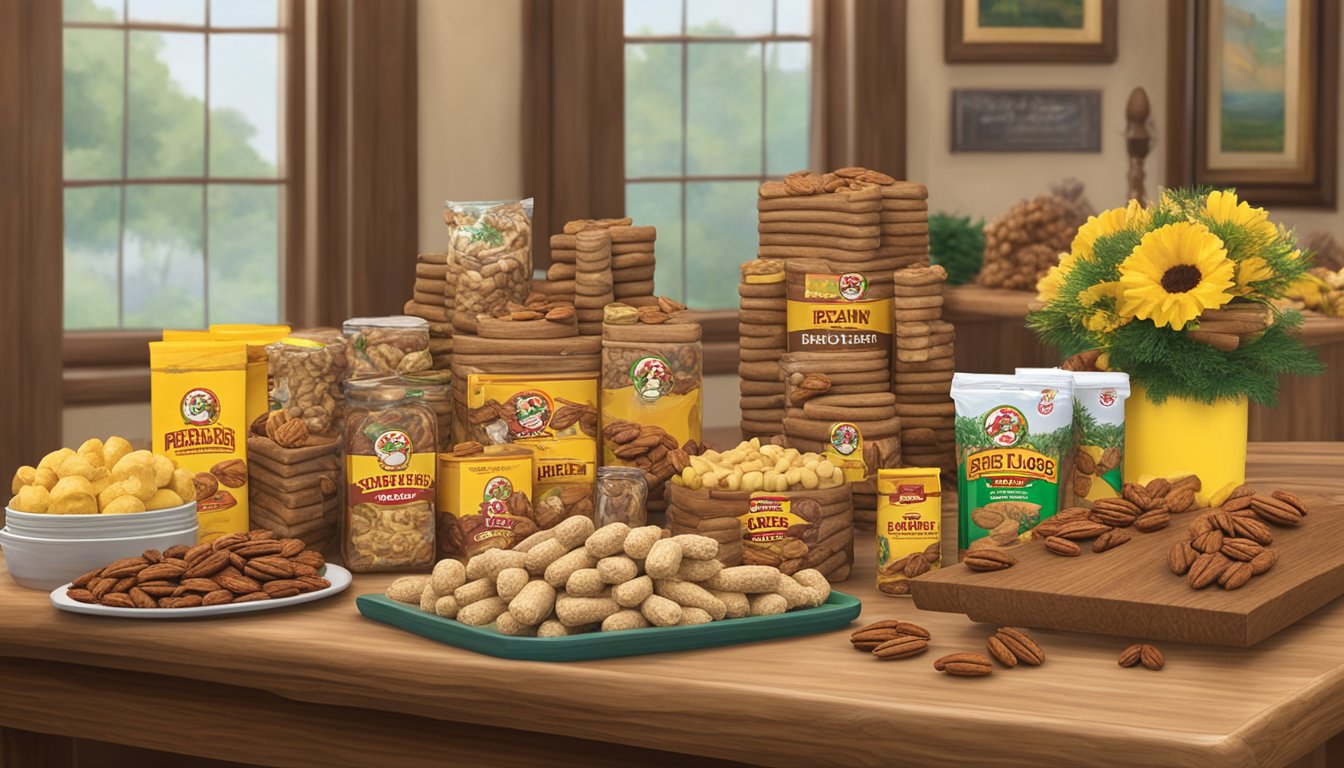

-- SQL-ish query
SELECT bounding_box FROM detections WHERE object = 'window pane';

[128,31,205,177]
[686,181,756,308]
[627,182,684,303]
[775,0,811,35]
[625,44,683,178]
[122,185,205,329]
[625,0,681,35]
[64,187,122,330]
[64,28,124,180]
[127,0,204,25]
[210,34,280,176]
[686,0,771,36]
[64,0,122,22]
[686,43,762,176]
[765,42,810,176]
[211,0,278,27]
[207,185,280,324]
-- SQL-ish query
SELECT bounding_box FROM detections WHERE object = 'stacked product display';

[737,260,788,439]
[545,219,659,311]
[404,251,454,369]
[891,266,956,474]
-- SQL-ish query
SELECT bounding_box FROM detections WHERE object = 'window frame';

[61,0,306,405]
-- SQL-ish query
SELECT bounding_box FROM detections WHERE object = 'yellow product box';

[786,270,893,353]
[210,324,292,428]
[149,341,250,542]
[436,446,535,561]
[875,468,942,597]
[466,373,599,518]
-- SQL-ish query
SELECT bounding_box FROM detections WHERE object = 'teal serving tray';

[356,591,862,662]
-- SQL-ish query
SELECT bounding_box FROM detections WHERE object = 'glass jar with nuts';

[595,466,648,527]
[342,316,433,380]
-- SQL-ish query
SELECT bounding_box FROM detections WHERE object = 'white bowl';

[4,501,197,540]
[0,525,199,591]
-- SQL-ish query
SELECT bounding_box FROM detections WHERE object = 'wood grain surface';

[0,444,1341,768]
[943,286,1344,442]
[911,497,1344,646]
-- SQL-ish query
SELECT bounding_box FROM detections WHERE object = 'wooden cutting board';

[910,498,1344,647]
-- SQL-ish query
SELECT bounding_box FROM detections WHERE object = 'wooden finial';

[1125,87,1153,205]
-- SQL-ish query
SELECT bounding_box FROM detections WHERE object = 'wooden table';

[945,286,1344,442]
[1,443,1343,768]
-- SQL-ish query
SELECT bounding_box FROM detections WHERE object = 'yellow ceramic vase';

[1123,383,1248,494]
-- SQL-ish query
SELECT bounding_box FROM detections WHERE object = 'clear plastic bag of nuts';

[399,370,453,453]
[343,316,433,380]
[342,379,438,572]
[595,466,648,527]
[445,199,534,335]
[267,331,348,437]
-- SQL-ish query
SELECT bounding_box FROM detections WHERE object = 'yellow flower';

[1034,251,1076,303]
[1234,256,1274,295]
[1117,221,1236,329]
[1078,281,1123,307]
[1202,190,1277,243]
[1071,199,1151,259]
[1083,310,1125,335]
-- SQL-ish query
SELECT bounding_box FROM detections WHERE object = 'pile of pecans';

[1166,487,1306,590]
[850,619,1047,678]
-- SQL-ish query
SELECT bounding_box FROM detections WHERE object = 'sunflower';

[1071,199,1151,259]
[1034,251,1076,303]
[1202,190,1277,244]
[1117,221,1236,329]
[1234,255,1274,295]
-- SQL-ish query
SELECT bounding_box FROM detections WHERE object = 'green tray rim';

[356,590,862,662]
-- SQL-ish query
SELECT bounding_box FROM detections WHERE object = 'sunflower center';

[1160,264,1203,293]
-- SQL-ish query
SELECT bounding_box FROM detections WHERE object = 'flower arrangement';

[1028,188,1321,405]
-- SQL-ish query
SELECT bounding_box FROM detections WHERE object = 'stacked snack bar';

[876,180,931,270]
[891,264,956,474]
[404,251,453,369]
[779,350,902,522]
[547,218,658,309]
[544,233,580,303]
[573,229,615,336]
[246,432,342,554]
[737,259,787,439]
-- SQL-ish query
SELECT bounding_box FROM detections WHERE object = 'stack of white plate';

[0,502,198,590]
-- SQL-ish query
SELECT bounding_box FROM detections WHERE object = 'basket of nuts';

[665,439,854,582]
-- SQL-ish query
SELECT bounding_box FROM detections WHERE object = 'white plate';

[48,564,352,618]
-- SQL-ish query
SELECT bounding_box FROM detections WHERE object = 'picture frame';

[950,89,1103,153]
[1167,0,1339,208]
[944,0,1118,63]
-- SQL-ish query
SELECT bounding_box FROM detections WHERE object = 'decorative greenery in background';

[928,213,986,285]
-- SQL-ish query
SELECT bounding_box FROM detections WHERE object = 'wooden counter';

[945,286,1344,442]
[2,443,1344,768]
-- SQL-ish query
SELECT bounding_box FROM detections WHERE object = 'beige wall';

[416,0,528,254]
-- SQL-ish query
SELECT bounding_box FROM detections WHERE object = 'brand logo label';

[1037,388,1057,416]
[829,422,861,456]
[1099,388,1117,407]
[511,390,553,437]
[897,483,927,504]
[629,356,674,401]
[374,430,412,472]
[838,272,869,301]
[984,406,1026,447]
[181,388,220,426]
[479,476,514,518]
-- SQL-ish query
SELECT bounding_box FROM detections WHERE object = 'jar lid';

[342,315,430,332]
[598,466,648,481]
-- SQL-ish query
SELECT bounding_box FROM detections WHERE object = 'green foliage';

[1072,400,1124,449]
[1023,424,1074,461]
[928,214,985,285]
[63,0,279,330]
[1028,187,1320,405]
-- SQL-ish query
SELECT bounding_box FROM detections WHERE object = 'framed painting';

[1168,0,1338,207]
[944,0,1118,63]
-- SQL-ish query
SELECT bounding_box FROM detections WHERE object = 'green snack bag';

[1019,368,1130,507]
[951,372,1074,558]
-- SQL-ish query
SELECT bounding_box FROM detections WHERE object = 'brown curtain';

[0,0,63,474]
[523,0,625,269]
[823,0,908,178]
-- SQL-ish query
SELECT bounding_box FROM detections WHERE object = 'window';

[62,0,286,331]
[624,0,813,309]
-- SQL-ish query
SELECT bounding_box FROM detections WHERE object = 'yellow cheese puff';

[77,438,106,468]
[144,488,184,510]
[33,467,58,490]
[169,468,195,503]
[48,493,97,515]
[150,454,175,487]
[56,454,99,481]
[102,495,146,515]
[37,448,76,472]
[103,436,134,471]
[8,485,50,513]
[10,466,35,494]
[50,475,95,499]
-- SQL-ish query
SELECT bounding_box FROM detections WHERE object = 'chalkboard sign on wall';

[951,89,1102,153]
